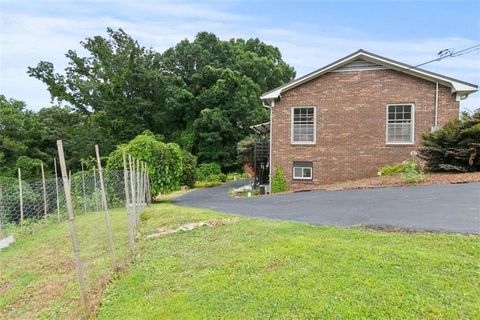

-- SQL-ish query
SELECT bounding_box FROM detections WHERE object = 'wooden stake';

[122,150,135,255]
[95,145,117,269]
[54,158,61,222]
[81,162,87,213]
[56,140,89,313]
[136,158,141,221]
[69,170,72,193]
[93,167,99,212]
[142,162,147,206]
[41,162,48,219]
[128,155,137,229]
[18,168,24,228]
[0,186,4,239]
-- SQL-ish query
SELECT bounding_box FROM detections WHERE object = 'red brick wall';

[270,69,459,190]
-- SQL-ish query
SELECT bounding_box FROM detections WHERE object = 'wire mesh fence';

[0,142,151,318]
[0,169,126,229]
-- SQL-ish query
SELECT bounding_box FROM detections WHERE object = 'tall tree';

[0,95,45,177]
[28,29,295,170]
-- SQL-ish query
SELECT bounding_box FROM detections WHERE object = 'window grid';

[387,104,413,144]
[292,107,315,143]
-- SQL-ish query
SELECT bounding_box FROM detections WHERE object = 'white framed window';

[291,106,316,144]
[292,161,313,180]
[386,104,415,144]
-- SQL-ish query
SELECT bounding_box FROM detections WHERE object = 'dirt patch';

[146,218,239,239]
[314,171,480,192]
[360,224,479,236]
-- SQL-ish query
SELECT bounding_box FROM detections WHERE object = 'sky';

[1,0,479,112]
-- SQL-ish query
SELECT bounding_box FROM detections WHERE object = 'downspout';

[262,99,274,194]
[434,81,439,130]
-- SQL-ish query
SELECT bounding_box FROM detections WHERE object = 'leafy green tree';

[193,108,237,169]
[0,96,46,177]
[28,28,192,147]
[16,156,42,180]
[27,29,295,171]
[180,151,197,188]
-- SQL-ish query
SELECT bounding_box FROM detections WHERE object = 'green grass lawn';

[0,208,132,319]
[96,203,480,320]
[1,201,479,319]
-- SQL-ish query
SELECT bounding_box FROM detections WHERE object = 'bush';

[378,163,405,176]
[226,172,251,181]
[106,131,183,195]
[195,162,223,182]
[0,176,38,224]
[180,151,197,188]
[378,158,425,184]
[271,166,288,193]
[193,180,223,188]
[419,111,480,172]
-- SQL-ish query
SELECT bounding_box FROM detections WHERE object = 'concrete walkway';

[174,180,480,234]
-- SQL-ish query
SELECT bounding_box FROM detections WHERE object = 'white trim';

[292,166,313,180]
[291,106,316,145]
[385,103,415,145]
[268,103,272,194]
[261,50,477,102]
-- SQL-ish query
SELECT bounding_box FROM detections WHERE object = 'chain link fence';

[0,143,151,318]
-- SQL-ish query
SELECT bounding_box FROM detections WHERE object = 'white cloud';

[0,1,478,112]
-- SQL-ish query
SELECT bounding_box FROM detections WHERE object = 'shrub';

[378,158,425,184]
[106,131,183,195]
[378,163,404,176]
[419,111,480,172]
[400,159,426,183]
[180,151,197,188]
[193,180,223,188]
[271,166,288,193]
[195,162,222,182]
[0,176,38,224]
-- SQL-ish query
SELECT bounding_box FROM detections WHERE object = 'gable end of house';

[261,49,478,104]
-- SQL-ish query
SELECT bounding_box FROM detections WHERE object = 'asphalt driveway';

[173,180,480,234]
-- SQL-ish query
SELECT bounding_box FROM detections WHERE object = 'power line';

[410,44,480,69]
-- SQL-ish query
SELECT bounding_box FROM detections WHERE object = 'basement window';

[386,104,414,144]
[292,106,316,144]
[293,161,313,180]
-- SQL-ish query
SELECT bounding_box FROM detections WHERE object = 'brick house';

[259,50,477,191]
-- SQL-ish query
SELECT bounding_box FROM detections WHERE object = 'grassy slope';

[0,208,131,319]
[96,203,480,320]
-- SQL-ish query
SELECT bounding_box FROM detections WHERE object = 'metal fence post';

[56,140,89,314]
[95,145,117,270]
